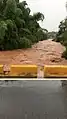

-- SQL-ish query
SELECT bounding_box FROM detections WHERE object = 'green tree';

[0,0,48,50]
[4,0,17,19]
[54,1,67,59]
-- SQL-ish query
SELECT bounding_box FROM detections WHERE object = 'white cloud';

[20,0,67,32]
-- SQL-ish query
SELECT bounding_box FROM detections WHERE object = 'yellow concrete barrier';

[44,65,67,77]
[0,65,3,75]
[10,65,38,78]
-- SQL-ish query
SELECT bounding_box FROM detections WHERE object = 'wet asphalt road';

[0,80,67,119]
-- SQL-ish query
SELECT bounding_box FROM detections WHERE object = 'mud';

[0,39,67,77]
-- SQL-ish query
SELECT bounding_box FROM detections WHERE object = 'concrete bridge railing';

[0,65,67,78]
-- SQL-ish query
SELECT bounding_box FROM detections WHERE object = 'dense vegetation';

[55,18,67,59]
[0,0,48,50]
[47,31,57,39]
[54,1,67,60]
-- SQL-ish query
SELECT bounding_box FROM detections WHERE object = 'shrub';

[62,47,67,59]
[63,40,67,46]
[18,37,32,48]
[36,29,47,41]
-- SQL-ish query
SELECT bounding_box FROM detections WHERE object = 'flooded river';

[0,39,67,77]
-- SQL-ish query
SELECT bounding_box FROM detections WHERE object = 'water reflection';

[60,80,67,119]
[0,80,67,119]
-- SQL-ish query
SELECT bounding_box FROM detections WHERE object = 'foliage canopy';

[0,0,48,50]
[55,18,67,59]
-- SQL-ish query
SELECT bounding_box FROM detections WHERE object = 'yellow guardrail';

[44,65,67,77]
[0,64,67,78]
[9,65,38,78]
[0,65,3,76]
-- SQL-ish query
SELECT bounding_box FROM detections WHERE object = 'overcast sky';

[21,0,67,32]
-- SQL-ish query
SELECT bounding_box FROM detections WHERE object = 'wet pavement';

[0,80,67,119]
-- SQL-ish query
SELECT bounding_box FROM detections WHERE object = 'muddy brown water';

[0,39,67,77]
